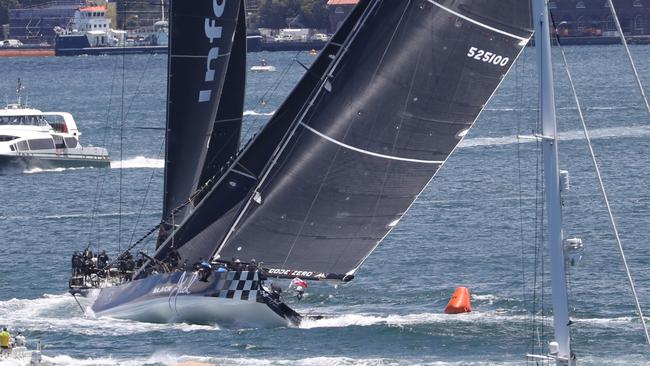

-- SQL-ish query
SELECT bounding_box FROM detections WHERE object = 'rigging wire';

[118,35,127,253]
[86,57,122,249]
[127,138,165,248]
[239,52,303,143]
[513,46,531,361]
[554,30,650,347]
[604,0,650,120]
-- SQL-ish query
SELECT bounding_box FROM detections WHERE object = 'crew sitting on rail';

[165,248,181,270]
[97,250,110,269]
[195,259,212,282]
[71,251,84,276]
[118,251,135,280]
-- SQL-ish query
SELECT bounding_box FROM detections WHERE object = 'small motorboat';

[0,80,110,172]
[250,59,276,72]
[0,329,50,366]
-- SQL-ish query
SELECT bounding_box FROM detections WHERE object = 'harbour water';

[0,46,649,365]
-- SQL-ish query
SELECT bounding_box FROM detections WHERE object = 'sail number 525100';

[467,47,510,67]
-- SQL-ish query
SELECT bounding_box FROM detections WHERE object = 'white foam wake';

[23,167,87,174]
[110,156,164,169]
[461,125,650,148]
[0,294,217,337]
[298,310,638,330]
[244,110,275,116]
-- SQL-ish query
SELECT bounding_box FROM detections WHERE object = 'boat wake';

[23,167,87,174]
[110,156,164,169]
[0,294,217,336]
[243,110,275,116]
[37,352,647,366]
[298,309,638,330]
[0,210,149,222]
[0,294,637,335]
[461,125,650,148]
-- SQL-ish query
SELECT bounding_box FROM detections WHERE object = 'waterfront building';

[325,0,650,38]
[7,0,84,43]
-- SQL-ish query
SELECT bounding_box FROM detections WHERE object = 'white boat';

[0,80,110,172]
[0,332,50,366]
[250,59,276,72]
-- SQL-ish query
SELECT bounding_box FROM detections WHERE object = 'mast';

[532,0,573,364]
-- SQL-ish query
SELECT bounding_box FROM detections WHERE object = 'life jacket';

[0,331,10,347]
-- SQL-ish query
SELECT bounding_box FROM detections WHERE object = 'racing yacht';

[0,80,110,171]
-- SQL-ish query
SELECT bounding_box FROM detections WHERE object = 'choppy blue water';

[1,45,650,365]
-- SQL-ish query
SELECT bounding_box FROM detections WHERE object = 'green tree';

[300,0,328,29]
[0,0,20,26]
[257,0,327,29]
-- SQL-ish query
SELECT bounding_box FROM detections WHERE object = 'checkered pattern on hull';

[210,271,260,302]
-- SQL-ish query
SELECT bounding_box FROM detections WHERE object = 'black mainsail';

[152,0,373,264]
[153,0,533,279]
[159,0,244,245]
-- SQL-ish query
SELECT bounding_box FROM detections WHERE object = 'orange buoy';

[444,287,472,314]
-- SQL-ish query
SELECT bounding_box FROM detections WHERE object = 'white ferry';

[0,82,109,171]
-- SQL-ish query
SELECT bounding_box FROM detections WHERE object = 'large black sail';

[152,0,373,264]
[160,0,243,242]
[197,1,246,191]
[211,0,533,279]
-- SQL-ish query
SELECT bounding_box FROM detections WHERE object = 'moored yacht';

[0,81,109,171]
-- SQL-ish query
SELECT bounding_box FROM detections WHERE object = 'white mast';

[531,0,574,365]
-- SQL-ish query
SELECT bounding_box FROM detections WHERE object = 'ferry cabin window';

[64,137,78,148]
[27,138,55,150]
[44,115,68,133]
[16,140,29,151]
[0,116,47,126]
[0,135,18,142]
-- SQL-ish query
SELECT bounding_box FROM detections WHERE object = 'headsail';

[214,0,533,279]
[159,0,243,246]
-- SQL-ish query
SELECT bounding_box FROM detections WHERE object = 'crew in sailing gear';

[71,251,83,276]
[97,250,109,269]
[166,248,181,269]
[196,260,212,282]
[13,332,24,347]
[269,282,282,301]
[0,328,10,356]
[290,278,308,300]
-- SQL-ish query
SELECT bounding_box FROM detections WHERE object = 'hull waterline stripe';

[426,0,528,41]
[299,122,444,164]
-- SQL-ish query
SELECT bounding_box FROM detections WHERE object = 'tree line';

[253,0,329,29]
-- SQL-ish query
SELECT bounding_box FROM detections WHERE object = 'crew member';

[97,250,109,269]
[14,332,25,347]
[166,248,181,269]
[196,259,212,282]
[0,327,11,356]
